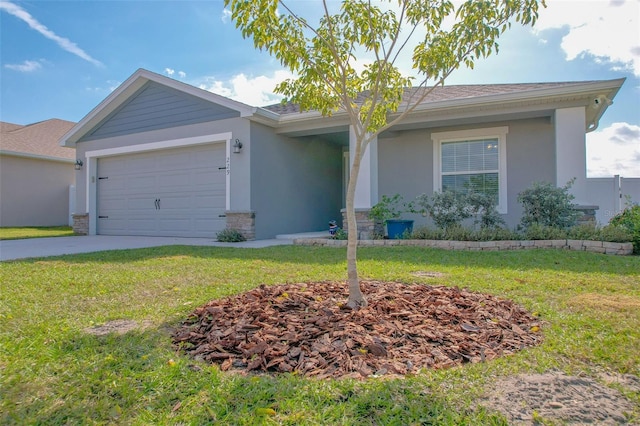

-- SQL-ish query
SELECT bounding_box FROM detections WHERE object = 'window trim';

[432,126,508,214]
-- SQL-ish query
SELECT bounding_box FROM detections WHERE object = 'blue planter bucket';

[386,219,414,239]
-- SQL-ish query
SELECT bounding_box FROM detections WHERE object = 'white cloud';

[534,0,640,76]
[221,8,232,23]
[198,70,294,106]
[86,79,121,93]
[587,122,640,177]
[4,59,41,72]
[165,68,187,79]
[0,1,103,67]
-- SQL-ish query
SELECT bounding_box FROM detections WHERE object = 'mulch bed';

[173,281,543,379]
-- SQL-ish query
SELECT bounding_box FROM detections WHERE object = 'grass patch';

[0,226,74,240]
[1,245,638,424]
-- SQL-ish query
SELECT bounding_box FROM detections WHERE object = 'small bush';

[411,226,446,240]
[609,204,640,254]
[565,223,631,243]
[216,228,246,242]
[332,228,348,240]
[598,225,634,244]
[414,191,472,230]
[522,223,568,240]
[518,180,581,230]
[369,194,407,223]
[411,225,519,241]
[467,192,506,229]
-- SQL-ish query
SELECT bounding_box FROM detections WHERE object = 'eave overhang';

[263,78,625,136]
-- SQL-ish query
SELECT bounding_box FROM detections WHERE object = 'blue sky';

[1,0,638,177]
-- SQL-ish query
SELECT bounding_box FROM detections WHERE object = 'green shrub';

[565,223,631,243]
[598,224,634,244]
[216,228,246,242]
[467,192,506,229]
[369,194,407,223]
[609,204,640,254]
[411,226,446,240]
[522,223,568,240]
[517,180,581,230]
[332,228,348,240]
[411,225,519,241]
[413,191,472,230]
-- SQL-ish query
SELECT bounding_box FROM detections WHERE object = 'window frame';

[432,126,508,214]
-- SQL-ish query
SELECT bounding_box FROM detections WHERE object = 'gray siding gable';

[79,81,241,141]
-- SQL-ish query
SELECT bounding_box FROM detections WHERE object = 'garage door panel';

[97,143,226,237]
[99,176,127,191]
[99,197,129,212]
[159,218,191,232]
[157,153,192,170]
[192,195,220,209]
[127,156,157,172]
[158,172,191,189]
[195,170,224,185]
[128,175,157,192]
[127,197,157,211]
[98,218,127,233]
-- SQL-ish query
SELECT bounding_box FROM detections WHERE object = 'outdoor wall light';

[233,139,243,154]
[74,159,83,170]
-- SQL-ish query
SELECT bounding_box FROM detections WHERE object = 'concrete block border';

[293,238,634,255]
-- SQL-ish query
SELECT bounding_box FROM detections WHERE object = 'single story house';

[1,119,76,227]
[60,68,624,239]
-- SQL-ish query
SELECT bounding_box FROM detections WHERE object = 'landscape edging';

[293,238,634,255]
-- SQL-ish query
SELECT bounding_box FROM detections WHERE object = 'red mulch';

[172,281,543,379]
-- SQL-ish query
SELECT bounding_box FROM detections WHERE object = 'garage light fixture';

[74,159,83,170]
[233,139,243,154]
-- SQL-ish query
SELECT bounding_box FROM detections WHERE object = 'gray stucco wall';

[250,123,343,239]
[377,117,555,228]
[0,155,74,226]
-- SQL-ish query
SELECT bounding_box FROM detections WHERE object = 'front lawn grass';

[1,246,638,424]
[0,226,74,240]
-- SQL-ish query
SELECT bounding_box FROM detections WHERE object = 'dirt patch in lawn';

[85,319,153,336]
[481,371,639,425]
[568,293,640,313]
[173,281,543,379]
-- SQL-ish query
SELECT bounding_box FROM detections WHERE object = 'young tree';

[224,0,544,308]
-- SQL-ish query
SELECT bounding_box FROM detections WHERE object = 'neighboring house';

[1,119,76,227]
[60,68,624,239]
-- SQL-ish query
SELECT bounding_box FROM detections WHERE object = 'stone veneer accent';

[225,211,256,241]
[293,238,634,255]
[575,205,599,226]
[72,213,89,235]
[340,208,380,240]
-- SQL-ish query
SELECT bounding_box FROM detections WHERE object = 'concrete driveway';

[0,235,293,261]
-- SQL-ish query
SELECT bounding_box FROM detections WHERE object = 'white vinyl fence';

[586,175,640,225]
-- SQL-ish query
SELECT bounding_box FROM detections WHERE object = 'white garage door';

[97,143,226,237]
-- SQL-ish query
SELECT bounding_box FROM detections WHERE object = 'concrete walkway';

[0,235,294,262]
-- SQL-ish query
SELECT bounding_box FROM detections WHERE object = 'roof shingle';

[262,81,602,115]
[1,119,76,160]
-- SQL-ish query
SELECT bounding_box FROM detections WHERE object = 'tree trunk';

[345,134,368,309]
